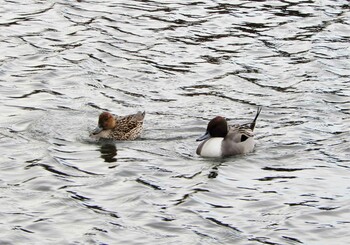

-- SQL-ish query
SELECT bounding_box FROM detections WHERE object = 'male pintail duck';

[196,107,262,157]
[91,111,145,140]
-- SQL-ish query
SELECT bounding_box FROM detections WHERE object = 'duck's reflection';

[99,143,117,162]
[208,162,225,179]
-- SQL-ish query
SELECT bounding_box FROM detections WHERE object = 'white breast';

[200,138,223,157]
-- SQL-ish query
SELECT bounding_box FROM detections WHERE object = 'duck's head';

[196,116,228,141]
[92,112,116,135]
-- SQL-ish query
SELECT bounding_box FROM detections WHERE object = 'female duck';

[196,107,262,157]
[91,111,145,140]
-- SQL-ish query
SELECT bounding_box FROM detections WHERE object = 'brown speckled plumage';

[91,111,145,140]
[111,112,145,140]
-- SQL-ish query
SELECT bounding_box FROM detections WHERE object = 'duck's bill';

[91,126,103,135]
[196,131,210,141]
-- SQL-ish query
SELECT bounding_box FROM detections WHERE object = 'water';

[0,0,349,244]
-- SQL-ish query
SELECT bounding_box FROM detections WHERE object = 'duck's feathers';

[196,138,223,157]
[111,111,145,140]
[221,135,255,157]
[249,106,262,131]
[229,124,254,141]
[196,106,262,157]
[115,111,145,132]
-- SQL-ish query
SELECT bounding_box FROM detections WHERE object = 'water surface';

[0,0,349,244]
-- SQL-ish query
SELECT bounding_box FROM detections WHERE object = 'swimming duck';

[196,107,262,157]
[91,111,145,140]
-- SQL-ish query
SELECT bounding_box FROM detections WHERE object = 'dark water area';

[0,0,349,244]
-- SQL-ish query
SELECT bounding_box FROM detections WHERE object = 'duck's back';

[112,111,145,140]
[221,126,255,157]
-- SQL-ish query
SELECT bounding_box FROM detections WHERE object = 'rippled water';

[1,0,349,244]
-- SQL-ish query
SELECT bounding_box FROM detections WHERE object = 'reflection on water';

[99,143,117,163]
[0,0,349,244]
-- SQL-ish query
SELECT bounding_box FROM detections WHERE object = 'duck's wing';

[223,125,256,157]
[117,111,145,122]
[229,124,254,143]
[115,112,145,133]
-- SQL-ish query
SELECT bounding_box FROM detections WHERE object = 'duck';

[196,106,262,157]
[90,111,145,140]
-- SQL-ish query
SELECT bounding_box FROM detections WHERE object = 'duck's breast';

[197,138,223,157]
[92,129,112,139]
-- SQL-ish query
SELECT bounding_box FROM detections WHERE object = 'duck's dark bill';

[92,126,103,135]
[196,131,210,141]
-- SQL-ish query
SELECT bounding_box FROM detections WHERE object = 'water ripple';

[0,0,349,244]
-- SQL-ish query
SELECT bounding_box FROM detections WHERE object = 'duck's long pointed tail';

[250,106,262,131]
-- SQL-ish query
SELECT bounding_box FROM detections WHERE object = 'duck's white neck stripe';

[200,138,223,157]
